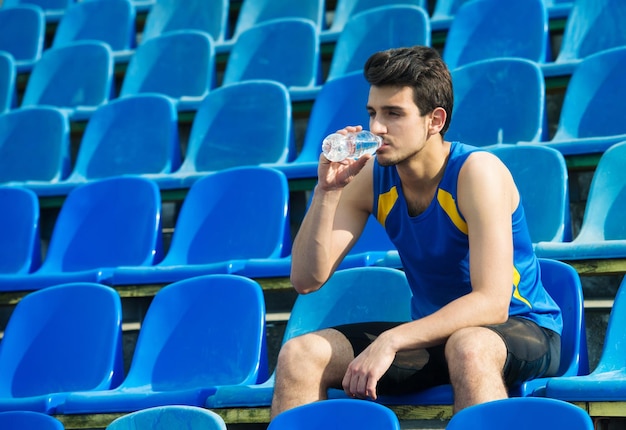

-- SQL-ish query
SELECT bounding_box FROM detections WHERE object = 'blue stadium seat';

[268,399,401,430]
[543,0,573,19]
[545,275,626,401]
[0,411,65,430]
[51,0,136,63]
[442,0,549,70]
[110,166,290,286]
[0,176,163,291]
[106,405,226,430]
[0,4,44,74]
[429,0,468,32]
[119,29,215,112]
[222,18,321,102]
[0,52,16,113]
[155,80,292,190]
[446,397,593,430]
[2,0,73,23]
[0,283,124,413]
[0,187,41,275]
[20,41,114,122]
[530,46,626,156]
[447,57,547,146]
[535,141,626,260]
[0,106,70,185]
[25,94,180,197]
[320,0,427,43]
[58,274,268,413]
[325,5,430,83]
[205,267,412,408]
[541,0,626,78]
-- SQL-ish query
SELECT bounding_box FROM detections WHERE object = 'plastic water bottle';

[321,131,383,162]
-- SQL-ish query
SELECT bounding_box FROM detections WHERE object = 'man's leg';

[271,328,355,418]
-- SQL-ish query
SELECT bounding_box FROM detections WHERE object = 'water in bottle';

[321,131,383,162]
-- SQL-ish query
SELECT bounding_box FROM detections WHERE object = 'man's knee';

[276,329,354,375]
[445,327,506,373]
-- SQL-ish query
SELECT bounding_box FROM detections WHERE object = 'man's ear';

[429,107,447,135]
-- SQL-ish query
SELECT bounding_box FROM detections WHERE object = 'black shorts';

[332,317,561,396]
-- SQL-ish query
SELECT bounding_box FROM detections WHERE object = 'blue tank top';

[372,141,562,334]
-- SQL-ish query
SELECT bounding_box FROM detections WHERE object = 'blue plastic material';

[222,18,320,101]
[52,0,136,63]
[269,399,401,430]
[0,283,123,413]
[26,94,180,197]
[0,106,70,185]
[487,145,571,244]
[446,397,594,429]
[0,176,163,291]
[106,405,226,430]
[543,0,573,19]
[0,411,65,430]
[205,266,412,408]
[321,0,426,43]
[0,187,40,274]
[541,0,626,78]
[532,47,626,156]
[20,41,114,121]
[110,166,290,286]
[0,52,16,114]
[545,275,626,400]
[120,29,215,112]
[0,5,45,73]
[2,0,72,22]
[448,57,546,146]
[535,141,626,260]
[326,5,431,83]
[58,275,268,414]
[442,0,549,70]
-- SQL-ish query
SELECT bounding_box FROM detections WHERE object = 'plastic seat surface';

[58,275,268,413]
[111,166,290,285]
[0,176,163,291]
[0,410,65,430]
[268,399,400,430]
[0,106,70,185]
[446,397,594,429]
[0,5,45,73]
[447,57,546,146]
[106,405,226,430]
[0,187,40,274]
[0,52,16,114]
[0,283,123,413]
[442,0,549,70]
[52,0,136,63]
[534,141,626,260]
[20,41,114,121]
[119,29,215,112]
[2,0,72,22]
[205,266,412,408]
[531,47,626,156]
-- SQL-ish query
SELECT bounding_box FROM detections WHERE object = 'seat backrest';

[0,411,65,430]
[52,0,135,52]
[0,52,16,114]
[487,145,571,243]
[0,5,45,67]
[179,80,292,173]
[69,93,180,181]
[40,176,163,272]
[0,282,124,398]
[552,46,626,142]
[283,267,412,342]
[21,41,113,112]
[575,141,626,242]
[0,106,70,183]
[120,29,215,101]
[448,57,546,145]
[106,405,226,430]
[2,0,72,21]
[268,399,401,430]
[162,166,290,265]
[446,397,594,429]
[0,187,41,274]
[593,275,626,372]
[442,0,549,69]
[326,5,430,82]
[554,0,626,63]
[222,18,320,90]
[431,0,468,21]
[122,275,267,390]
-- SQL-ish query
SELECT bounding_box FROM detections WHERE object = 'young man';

[271,46,562,417]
